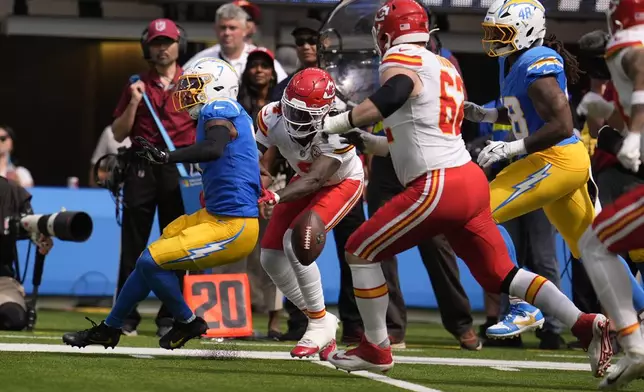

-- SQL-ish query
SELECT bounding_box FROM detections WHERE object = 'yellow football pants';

[490,141,594,258]
[148,208,259,271]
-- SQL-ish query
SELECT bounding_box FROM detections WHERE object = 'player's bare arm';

[137,119,235,164]
[257,143,275,188]
[323,67,418,134]
[275,155,341,203]
[623,47,644,133]
[523,76,574,153]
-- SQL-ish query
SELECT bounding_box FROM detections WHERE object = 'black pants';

[283,201,408,341]
[117,157,186,327]
[369,155,474,338]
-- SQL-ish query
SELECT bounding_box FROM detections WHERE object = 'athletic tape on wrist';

[632,91,644,106]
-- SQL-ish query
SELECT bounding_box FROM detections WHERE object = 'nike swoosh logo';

[514,314,537,327]
[170,337,186,348]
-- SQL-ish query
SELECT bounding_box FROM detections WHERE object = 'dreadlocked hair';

[542,33,583,85]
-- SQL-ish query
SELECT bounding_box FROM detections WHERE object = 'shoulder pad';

[256,101,282,137]
[201,98,242,122]
[380,44,425,72]
[522,47,564,77]
[606,29,644,59]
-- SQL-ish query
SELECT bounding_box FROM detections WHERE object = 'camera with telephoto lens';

[3,210,93,242]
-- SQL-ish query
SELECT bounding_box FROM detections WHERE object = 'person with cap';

[233,0,261,45]
[184,3,288,83]
[0,125,32,188]
[110,18,195,337]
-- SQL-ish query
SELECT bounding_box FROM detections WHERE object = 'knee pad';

[0,302,27,331]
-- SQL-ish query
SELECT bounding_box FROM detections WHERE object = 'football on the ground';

[291,210,326,266]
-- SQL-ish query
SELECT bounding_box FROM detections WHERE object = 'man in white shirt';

[183,3,287,82]
[89,125,131,186]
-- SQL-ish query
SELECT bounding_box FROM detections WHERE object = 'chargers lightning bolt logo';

[494,164,552,213]
[168,225,245,263]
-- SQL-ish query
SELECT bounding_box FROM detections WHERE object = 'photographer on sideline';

[111,18,195,336]
[0,176,52,330]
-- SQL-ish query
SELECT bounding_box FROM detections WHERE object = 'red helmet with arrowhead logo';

[607,0,644,35]
[281,67,336,138]
[372,0,430,56]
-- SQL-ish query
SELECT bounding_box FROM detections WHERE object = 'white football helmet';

[482,0,546,57]
[172,57,240,119]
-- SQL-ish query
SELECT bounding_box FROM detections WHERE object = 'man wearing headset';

[110,18,195,337]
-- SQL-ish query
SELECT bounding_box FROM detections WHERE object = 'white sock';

[260,248,306,311]
[580,228,644,349]
[509,268,582,328]
[350,263,389,346]
[283,229,326,319]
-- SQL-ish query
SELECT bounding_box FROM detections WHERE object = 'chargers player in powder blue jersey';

[464,0,616,377]
[63,58,262,352]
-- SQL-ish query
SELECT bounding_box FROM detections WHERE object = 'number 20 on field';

[183,274,253,338]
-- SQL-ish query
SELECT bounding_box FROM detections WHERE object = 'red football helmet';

[372,0,430,56]
[281,68,336,138]
[607,0,644,35]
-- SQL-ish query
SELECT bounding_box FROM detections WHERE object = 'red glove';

[199,190,206,208]
[258,187,280,205]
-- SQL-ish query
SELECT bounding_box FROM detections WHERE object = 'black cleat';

[62,317,122,349]
[159,316,208,350]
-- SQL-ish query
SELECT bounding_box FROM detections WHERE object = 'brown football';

[291,210,326,266]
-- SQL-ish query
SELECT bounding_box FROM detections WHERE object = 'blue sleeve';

[497,224,518,267]
[201,99,241,122]
[524,51,565,88]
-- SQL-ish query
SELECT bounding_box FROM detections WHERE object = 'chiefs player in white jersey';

[321,0,608,374]
[577,0,644,388]
[256,68,364,360]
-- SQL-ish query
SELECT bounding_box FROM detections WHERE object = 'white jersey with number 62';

[379,44,471,186]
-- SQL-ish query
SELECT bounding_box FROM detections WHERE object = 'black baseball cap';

[291,18,323,36]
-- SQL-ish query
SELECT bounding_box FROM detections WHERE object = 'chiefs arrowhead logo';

[323,80,335,100]
[375,5,390,22]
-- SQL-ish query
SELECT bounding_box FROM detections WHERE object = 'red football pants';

[261,178,363,251]
[592,184,644,254]
[345,161,514,293]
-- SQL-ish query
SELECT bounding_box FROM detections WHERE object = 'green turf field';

[1,309,642,392]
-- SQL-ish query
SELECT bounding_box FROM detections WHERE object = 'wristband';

[632,91,644,106]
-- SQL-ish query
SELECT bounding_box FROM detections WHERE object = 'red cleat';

[328,336,394,373]
[572,313,613,377]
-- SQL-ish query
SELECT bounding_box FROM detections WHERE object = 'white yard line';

[0,342,601,372]
[314,361,444,392]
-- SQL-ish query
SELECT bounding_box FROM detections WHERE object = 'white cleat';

[290,312,338,359]
[600,349,644,389]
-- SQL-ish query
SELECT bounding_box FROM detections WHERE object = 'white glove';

[576,91,615,119]
[477,139,527,168]
[340,131,390,157]
[617,132,642,173]
[464,101,498,123]
[320,111,353,134]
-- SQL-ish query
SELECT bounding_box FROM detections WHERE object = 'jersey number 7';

[439,69,465,136]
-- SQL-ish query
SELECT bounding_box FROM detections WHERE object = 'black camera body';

[94,147,130,197]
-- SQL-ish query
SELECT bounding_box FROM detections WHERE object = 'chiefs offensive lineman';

[577,0,644,387]
[321,0,609,374]
[256,68,364,359]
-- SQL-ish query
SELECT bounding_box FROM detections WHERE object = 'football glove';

[464,101,498,123]
[135,136,169,164]
[617,132,642,173]
[340,131,389,156]
[477,140,527,169]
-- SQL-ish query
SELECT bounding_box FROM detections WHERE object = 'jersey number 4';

[439,69,465,136]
